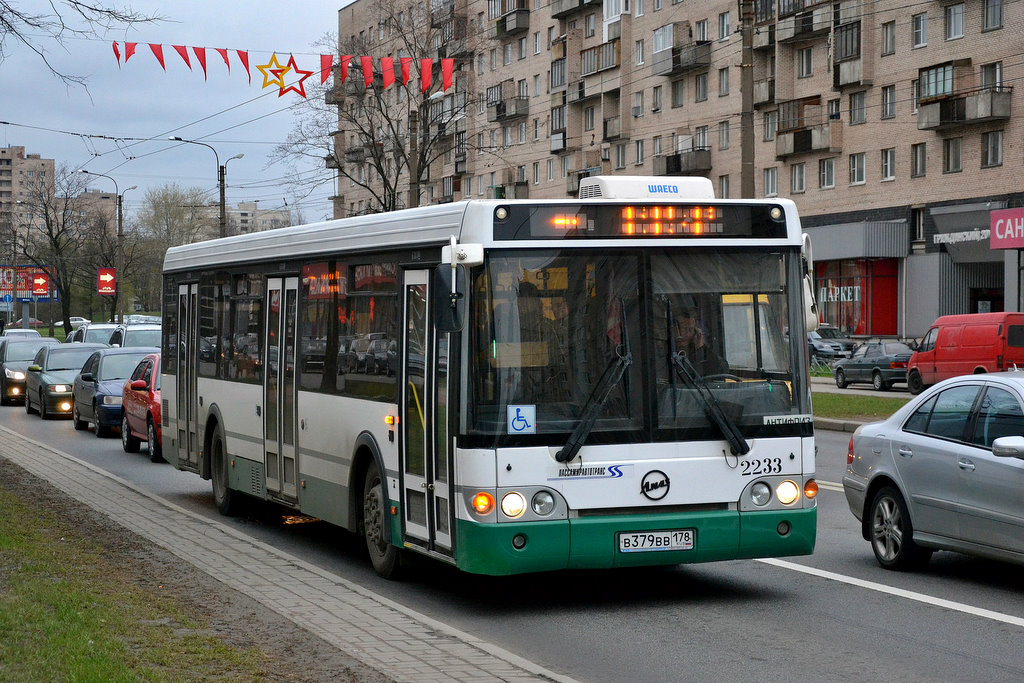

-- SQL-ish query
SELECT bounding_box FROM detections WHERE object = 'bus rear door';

[176,283,200,472]
[264,277,299,502]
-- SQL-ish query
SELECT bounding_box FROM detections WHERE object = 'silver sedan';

[843,372,1024,570]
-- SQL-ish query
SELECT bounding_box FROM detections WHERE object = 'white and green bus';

[161,176,819,577]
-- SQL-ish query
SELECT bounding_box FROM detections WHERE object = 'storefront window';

[815,259,898,336]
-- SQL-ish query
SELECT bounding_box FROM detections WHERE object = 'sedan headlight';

[102,395,123,405]
[5,368,25,380]
[49,384,70,393]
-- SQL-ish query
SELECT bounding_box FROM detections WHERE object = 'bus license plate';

[618,529,695,553]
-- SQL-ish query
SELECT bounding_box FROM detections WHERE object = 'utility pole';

[740,0,756,198]
[408,110,420,209]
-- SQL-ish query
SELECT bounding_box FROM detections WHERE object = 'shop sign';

[990,208,1024,250]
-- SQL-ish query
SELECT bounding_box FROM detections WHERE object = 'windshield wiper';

[670,351,750,456]
[555,298,632,463]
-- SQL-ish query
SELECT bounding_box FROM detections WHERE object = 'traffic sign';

[31,273,48,296]
[98,267,116,295]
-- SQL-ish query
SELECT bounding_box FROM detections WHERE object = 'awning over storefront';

[802,221,908,261]
[930,201,1006,263]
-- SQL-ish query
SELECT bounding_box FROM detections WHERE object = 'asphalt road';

[3,404,1024,682]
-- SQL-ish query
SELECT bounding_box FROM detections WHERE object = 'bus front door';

[176,283,200,472]
[401,270,453,556]
[264,277,299,502]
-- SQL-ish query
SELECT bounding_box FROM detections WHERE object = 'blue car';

[72,347,159,437]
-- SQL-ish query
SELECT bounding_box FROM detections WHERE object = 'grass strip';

[811,391,910,422]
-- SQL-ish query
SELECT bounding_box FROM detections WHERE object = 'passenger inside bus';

[669,301,729,377]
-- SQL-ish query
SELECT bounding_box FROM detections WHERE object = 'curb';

[814,418,864,433]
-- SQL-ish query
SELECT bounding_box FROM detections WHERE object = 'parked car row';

[0,332,164,462]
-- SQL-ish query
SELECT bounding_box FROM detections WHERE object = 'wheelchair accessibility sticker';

[507,405,536,434]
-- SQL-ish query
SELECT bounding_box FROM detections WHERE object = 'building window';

[671,79,685,107]
[635,139,645,165]
[652,85,662,112]
[763,167,777,196]
[633,90,644,116]
[911,142,926,177]
[982,130,1003,167]
[719,174,729,198]
[718,12,730,40]
[943,137,962,173]
[984,0,1003,30]
[694,126,708,149]
[911,79,919,112]
[533,162,540,184]
[920,64,953,99]
[695,73,708,101]
[981,62,1003,89]
[636,39,645,65]
[584,106,595,131]
[547,159,554,181]
[881,21,895,55]
[585,14,595,37]
[534,31,541,54]
[519,37,527,59]
[654,0,662,9]
[945,4,964,40]
[835,22,859,61]
[849,153,865,184]
[881,85,896,119]
[881,148,895,180]
[791,163,805,193]
[695,19,708,41]
[827,98,841,120]
[718,67,729,96]
[912,208,925,242]
[819,158,835,188]
[912,13,927,47]
[764,110,777,141]
[615,143,627,169]
[797,47,812,77]
[653,135,662,155]
[636,0,644,15]
[849,92,866,124]
[719,120,730,149]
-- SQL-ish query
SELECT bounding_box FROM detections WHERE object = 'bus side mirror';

[433,263,467,332]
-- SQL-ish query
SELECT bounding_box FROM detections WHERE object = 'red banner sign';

[31,272,49,297]
[98,267,117,295]
[990,208,1024,250]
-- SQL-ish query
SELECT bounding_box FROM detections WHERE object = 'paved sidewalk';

[0,426,574,683]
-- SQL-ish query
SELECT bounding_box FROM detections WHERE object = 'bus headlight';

[750,482,772,506]
[500,492,527,518]
[531,491,556,516]
[776,480,800,505]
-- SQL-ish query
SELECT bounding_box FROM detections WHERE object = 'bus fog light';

[531,491,555,516]
[471,492,494,515]
[777,521,791,536]
[750,482,772,506]
[776,480,800,505]
[512,534,527,549]
[501,492,527,518]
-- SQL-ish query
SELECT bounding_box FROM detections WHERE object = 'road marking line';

[817,479,843,492]
[758,558,1024,628]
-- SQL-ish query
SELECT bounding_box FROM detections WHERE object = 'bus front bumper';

[452,507,816,576]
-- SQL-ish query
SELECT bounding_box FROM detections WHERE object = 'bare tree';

[0,1,161,87]
[274,1,476,216]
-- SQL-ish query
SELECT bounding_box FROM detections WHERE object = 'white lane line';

[758,558,1024,628]
[817,479,843,492]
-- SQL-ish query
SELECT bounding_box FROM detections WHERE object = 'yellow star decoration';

[256,53,290,90]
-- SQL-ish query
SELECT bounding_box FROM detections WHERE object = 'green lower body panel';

[453,507,816,576]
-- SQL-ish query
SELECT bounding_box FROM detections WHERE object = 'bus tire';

[363,462,402,579]
[211,425,240,516]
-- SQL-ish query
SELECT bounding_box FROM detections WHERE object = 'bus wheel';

[211,426,239,516]
[907,371,924,395]
[363,462,401,579]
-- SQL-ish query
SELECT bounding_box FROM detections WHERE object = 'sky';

[2,1,346,224]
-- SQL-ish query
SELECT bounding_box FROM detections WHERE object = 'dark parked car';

[369,338,393,375]
[72,347,159,437]
[844,373,1024,570]
[0,337,59,404]
[24,343,107,418]
[121,353,163,461]
[807,331,848,361]
[834,341,914,391]
[816,324,857,356]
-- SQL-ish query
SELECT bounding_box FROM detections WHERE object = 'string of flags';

[112,42,455,98]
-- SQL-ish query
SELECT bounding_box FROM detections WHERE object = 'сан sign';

[990,208,1024,250]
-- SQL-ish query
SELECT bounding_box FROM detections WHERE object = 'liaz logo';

[640,470,670,501]
[648,184,679,194]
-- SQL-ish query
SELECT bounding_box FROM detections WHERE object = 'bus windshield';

[468,248,809,445]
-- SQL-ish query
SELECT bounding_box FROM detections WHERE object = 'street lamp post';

[78,170,135,324]
[168,137,243,239]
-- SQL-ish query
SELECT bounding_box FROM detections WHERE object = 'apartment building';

[0,146,57,263]
[328,0,1022,338]
[227,201,292,234]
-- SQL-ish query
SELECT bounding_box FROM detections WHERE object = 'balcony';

[653,148,712,176]
[454,153,470,176]
[551,131,567,153]
[776,120,843,157]
[430,0,455,28]
[777,6,830,43]
[551,0,593,18]
[325,154,339,169]
[603,115,621,141]
[833,56,872,89]
[754,78,775,107]
[753,24,775,50]
[650,41,711,77]
[581,39,620,77]
[917,87,1013,131]
[344,146,366,162]
[502,8,529,34]
[487,97,529,122]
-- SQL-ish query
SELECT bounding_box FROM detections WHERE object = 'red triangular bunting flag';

[420,58,432,93]
[320,54,333,84]
[381,58,395,88]
[172,45,191,69]
[400,57,412,85]
[215,48,230,72]
[112,41,121,66]
[192,47,208,80]
[442,58,454,91]
[340,55,352,83]
[125,43,137,62]
[149,43,166,70]
[361,56,373,88]
[236,50,250,83]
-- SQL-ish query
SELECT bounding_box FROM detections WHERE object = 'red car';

[120,352,163,462]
